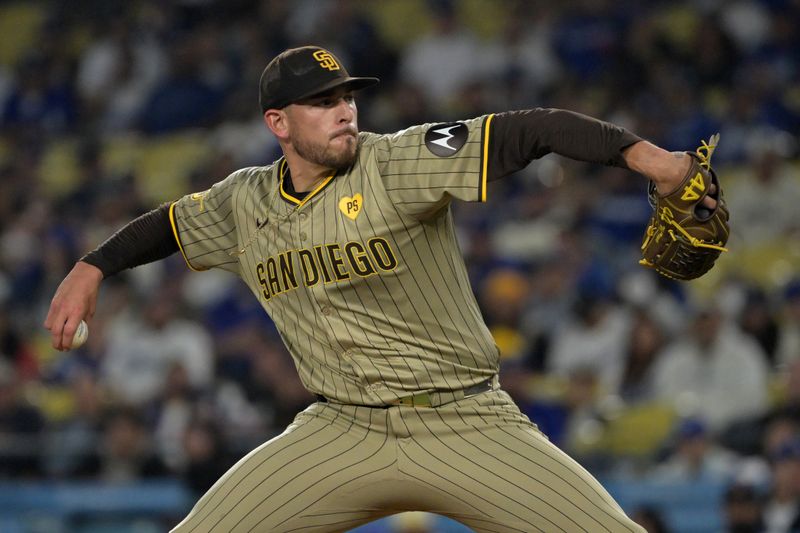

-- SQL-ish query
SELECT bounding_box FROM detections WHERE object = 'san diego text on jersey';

[253,237,398,301]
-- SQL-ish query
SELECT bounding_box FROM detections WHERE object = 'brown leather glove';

[640,134,730,280]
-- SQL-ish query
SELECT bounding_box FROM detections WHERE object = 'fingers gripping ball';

[72,320,89,349]
[640,134,730,280]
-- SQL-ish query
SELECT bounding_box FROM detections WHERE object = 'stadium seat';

[136,132,211,203]
[606,479,725,533]
[0,3,46,66]
[39,139,80,198]
[601,403,677,458]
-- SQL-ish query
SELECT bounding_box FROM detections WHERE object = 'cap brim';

[292,76,380,104]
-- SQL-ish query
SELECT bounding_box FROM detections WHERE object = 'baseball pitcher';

[45,46,727,532]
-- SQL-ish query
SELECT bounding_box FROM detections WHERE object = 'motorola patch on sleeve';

[424,122,468,157]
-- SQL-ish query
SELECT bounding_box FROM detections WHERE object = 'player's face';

[287,88,359,170]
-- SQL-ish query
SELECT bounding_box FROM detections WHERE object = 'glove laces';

[695,133,720,170]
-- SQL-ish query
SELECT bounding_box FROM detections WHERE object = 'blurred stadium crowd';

[1,0,799,531]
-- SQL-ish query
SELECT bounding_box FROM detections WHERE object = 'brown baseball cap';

[259,46,379,112]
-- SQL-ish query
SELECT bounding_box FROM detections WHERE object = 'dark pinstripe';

[172,393,642,532]
[169,116,643,531]
[171,118,503,405]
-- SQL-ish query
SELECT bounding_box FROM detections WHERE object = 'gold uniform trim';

[480,113,495,202]
[278,159,336,208]
[169,201,203,272]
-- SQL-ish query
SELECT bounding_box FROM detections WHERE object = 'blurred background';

[0,0,799,531]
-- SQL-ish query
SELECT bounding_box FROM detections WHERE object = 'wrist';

[77,260,106,282]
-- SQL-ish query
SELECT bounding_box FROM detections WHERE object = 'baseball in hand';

[72,320,88,349]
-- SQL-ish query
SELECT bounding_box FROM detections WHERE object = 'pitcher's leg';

[396,392,644,533]
[172,404,397,533]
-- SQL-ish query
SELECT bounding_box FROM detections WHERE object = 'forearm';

[487,108,642,180]
[621,141,692,195]
[81,203,179,278]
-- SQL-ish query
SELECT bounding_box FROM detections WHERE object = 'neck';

[282,148,332,192]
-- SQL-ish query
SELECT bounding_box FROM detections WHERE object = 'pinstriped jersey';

[170,115,498,405]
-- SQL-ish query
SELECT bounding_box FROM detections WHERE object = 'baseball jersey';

[170,116,497,405]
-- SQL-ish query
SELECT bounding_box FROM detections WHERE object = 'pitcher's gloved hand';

[640,134,730,280]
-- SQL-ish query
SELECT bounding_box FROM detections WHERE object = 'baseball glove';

[639,134,730,280]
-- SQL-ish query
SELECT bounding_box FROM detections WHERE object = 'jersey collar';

[277,158,336,208]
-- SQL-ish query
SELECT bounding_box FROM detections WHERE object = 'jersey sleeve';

[169,170,244,274]
[372,114,494,218]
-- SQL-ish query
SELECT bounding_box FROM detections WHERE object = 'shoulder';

[227,165,274,185]
[357,131,384,148]
[357,129,424,154]
[208,165,276,196]
[359,117,488,153]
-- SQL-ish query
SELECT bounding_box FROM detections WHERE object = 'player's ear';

[264,109,289,140]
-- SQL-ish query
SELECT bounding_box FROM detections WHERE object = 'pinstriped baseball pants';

[171,390,644,533]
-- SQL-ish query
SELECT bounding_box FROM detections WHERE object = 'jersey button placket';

[298,209,308,241]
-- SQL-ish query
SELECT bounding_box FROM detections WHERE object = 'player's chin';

[328,139,357,168]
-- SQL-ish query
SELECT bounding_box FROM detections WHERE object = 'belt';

[315,377,494,408]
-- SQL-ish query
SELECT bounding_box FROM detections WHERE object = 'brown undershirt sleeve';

[80,203,179,278]
[487,108,642,181]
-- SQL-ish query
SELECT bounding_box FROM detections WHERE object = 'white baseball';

[72,320,88,349]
